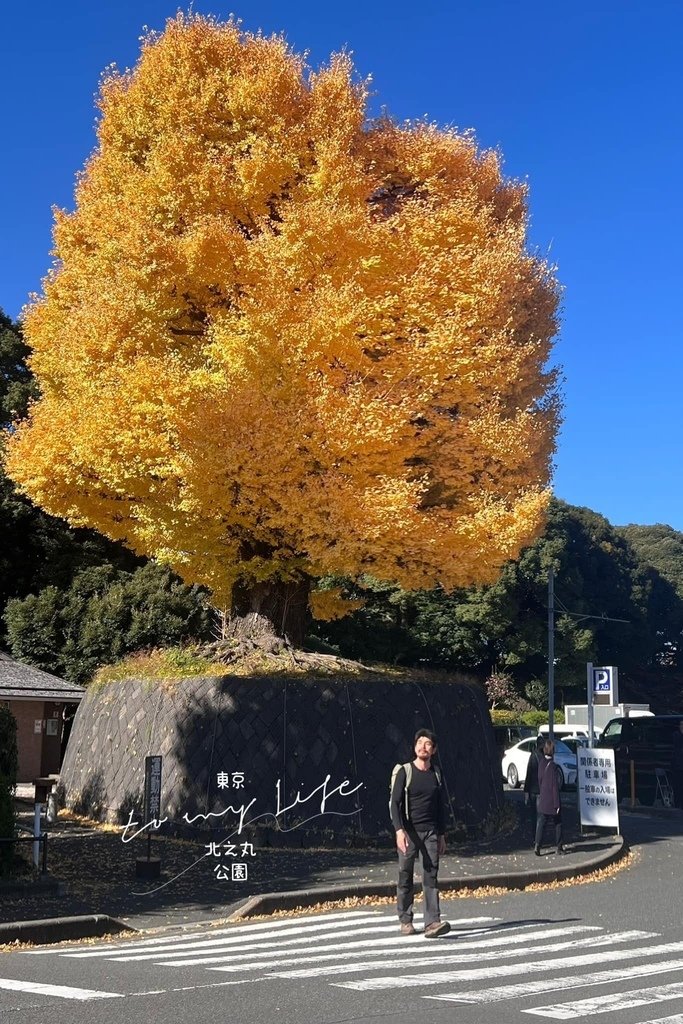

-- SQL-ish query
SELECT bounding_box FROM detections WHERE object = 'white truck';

[564,702,652,740]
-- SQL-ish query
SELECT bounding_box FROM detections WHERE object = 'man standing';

[390,728,450,937]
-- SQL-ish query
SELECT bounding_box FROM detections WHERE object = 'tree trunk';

[229,577,311,648]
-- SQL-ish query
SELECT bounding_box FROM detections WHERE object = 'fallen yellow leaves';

[230,850,635,921]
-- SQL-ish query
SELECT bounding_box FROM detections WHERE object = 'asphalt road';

[0,808,681,1024]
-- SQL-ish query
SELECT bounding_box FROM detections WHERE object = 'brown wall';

[3,700,66,782]
[10,700,46,782]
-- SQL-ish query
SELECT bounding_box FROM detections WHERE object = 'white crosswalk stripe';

[208,924,600,975]
[166,924,532,967]
[35,911,503,967]
[426,960,683,1005]
[270,930,650,980]
[36,911,498,970]
[0,979,122,1001]
[335,938,683,991]
[202,922,595,974]
[55,910,388,958]
[108,916,507,967]
[29,909,683,1024]
[78,920,405,961]
[523,984,683,1020]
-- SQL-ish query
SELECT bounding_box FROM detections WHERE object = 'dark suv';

[599,715,683,804]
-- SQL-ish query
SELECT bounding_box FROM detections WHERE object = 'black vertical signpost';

[136,755,162,879]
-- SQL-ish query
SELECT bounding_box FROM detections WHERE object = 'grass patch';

[89,644,479,688]
[91,645,232,687]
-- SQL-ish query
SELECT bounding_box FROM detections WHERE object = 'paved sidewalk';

[0,789,634,945]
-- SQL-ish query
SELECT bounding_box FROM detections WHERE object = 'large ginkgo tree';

[6,14,560,645]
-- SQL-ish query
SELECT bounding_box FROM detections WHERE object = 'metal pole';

[548,567,555,740]
[587,661,595,744]
[33,803,42,868]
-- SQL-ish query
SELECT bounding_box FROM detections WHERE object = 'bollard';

[46,791,58,823]
[33,777,56,867]
[33,803,42,867]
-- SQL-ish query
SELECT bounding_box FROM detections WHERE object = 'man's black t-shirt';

[390,764,445,833]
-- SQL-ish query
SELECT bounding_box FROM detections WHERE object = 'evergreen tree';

[4,563,212,684]
[313,500,676,703]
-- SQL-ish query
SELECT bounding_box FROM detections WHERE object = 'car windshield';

[562,737,586,754]
[602,720,622,741]
[554,740,574,758]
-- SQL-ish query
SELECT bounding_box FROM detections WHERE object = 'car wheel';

[507,764,519,788]
[558,767,566,791]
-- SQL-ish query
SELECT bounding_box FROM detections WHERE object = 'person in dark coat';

[671,721,683,810]
[524,736,544,839]
[535,740,565,855]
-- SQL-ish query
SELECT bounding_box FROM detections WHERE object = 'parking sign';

[591,666,618,704]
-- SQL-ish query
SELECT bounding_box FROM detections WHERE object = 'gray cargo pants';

[397,827,441,928]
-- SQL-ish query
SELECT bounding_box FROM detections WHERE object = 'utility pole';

[548,567,555,740]
[546,571,628,741]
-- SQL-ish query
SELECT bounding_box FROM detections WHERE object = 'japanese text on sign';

[143,755,162,823]
[577,747,619,830]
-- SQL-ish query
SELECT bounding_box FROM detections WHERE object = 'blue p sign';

[593,668,611,693]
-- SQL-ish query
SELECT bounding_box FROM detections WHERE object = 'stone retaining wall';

[59,674,502,840]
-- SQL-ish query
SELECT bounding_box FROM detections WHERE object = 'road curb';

[229,836,628,919]
[0,838,628,942]
[0,914,135,947]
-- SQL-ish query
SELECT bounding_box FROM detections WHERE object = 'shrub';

[521,709,563,728]
[490,708,562,727]
[4,562,213,684]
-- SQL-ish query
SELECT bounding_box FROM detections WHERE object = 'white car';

[502,737,578,790]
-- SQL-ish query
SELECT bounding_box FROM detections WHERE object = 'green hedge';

[490,708,563,727]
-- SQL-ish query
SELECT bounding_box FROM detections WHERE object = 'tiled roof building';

[0,652,84,781]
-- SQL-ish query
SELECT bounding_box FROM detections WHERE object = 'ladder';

[655,768,674,807]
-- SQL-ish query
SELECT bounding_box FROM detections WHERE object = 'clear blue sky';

[2,1,681,530]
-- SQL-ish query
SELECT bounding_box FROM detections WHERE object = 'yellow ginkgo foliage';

[5,14,560,643]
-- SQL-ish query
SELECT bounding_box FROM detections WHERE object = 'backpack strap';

[391,761,441,826]
[402,762,412,819]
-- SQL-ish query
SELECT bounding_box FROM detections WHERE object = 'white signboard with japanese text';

[577,746,619,831]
